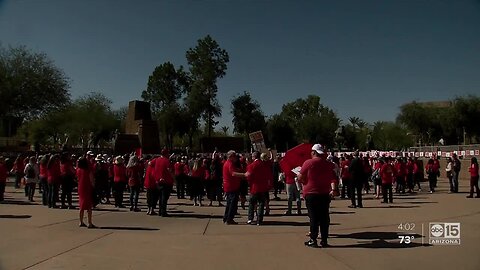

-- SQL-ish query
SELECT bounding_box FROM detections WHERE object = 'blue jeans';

[48,183,58,208]
[223,191,239,223]
[129,185,140,208]
[247,192,266,223]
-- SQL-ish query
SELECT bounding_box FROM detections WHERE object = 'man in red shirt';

[153,148,174,217]
[298,144,337,248]
[380,157,395,203]
[245,152,270,225]
[222,150,244,225]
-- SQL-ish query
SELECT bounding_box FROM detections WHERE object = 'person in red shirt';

[372,158,384,199]
[245,152,270,225]
[60,153,75,209]
[126,155,143,211]
[413,158,423,192]
[298,144,337,248]
[39,155,50,206]
[406,157,415,193]
[394,158,406,194]
[380,158,395,203]
[113,156,127,208]
[174,157,188,199]
[425,158,438,193]
[467,157,479,198]
[153,148,174,217]
[0,156,7,201]
[144,157,158,215]
[222,150,244,225]
[76,157,96,228]
[190,159,208,206]
[11,155,25,189]
[340,156,352,199]
[47,154,61,208]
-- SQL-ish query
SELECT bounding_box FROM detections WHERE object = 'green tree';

[186,35,229,137]
[452,95,480,143]
[0,44,70,120]
[266,114,296,151]
[280,95,340,147]
[371,121,412,150]
[231,92,266,135]
[221,126,229,136]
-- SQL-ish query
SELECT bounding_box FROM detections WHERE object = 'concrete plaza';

[1,177,479,270]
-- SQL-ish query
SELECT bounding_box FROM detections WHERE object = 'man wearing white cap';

[298,144,337,248]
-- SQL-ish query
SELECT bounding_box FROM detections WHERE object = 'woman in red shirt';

[425,159,438,193]
[11,155,24,189]
[144,158,157,215]
[39,155,50,206]
[126,156,143,212]
[47,155,61,208]
[0,156,7,201]
[113,156,127,208]
[190,159,207,206]
[77,157,96,228]
[467,157,479,198]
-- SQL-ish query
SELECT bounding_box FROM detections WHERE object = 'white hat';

[95,154,104,161]
[86,151,94,156]
[311,144,325,155]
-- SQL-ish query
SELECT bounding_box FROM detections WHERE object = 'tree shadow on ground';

[0,214,32,219]
[328,231,431,249]
[330,211,355,215]
[405,201,438,204]
[167,213,224,219]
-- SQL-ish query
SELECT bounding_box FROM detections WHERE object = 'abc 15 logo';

[429,223,460,238]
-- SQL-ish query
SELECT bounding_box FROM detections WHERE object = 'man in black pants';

[298,144,337,248]
[349,151,365,208]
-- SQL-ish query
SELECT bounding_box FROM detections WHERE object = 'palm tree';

[221,126,229,136]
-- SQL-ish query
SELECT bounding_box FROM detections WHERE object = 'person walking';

[11,155,25,189]
[77,157,96,228]
[144,158,158,215]
[298,144,337,248]
[467,157,479,198]
[39,155,50,206]
[24,156,39,202]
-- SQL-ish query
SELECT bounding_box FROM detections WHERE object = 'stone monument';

[114,100,160,155]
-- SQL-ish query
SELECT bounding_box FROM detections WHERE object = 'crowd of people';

[0,146,478,247]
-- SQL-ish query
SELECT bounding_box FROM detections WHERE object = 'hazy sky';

[1,0,479,129]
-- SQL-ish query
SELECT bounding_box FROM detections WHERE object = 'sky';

[1,0,479,130]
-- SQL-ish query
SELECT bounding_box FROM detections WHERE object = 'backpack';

[26,165,35,179]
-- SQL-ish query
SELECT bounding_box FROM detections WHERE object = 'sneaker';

[348,205,356,208]
[226,220,238,225]
[87,224,97,229]
[284,211,292,215]
[79,223,87,227]
[304,239,318,248]
[247,220,253,224]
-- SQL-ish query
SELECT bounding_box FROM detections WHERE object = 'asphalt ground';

[1,177,479,270]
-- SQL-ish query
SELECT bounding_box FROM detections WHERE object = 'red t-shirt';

[469,163,479,177]
[223,159,241,193]
[299,157,336,196]
[113,164,127,183]
[285,170,296,185]
[174,162,187,176]
[144,159,156,189]
[246,159,270,194]
[380,163,394,184]
[341,160,352,179]
[0,163,7,183]
[47,162,61,184]
[191,166,207,179]
[153,157,174,186]
[39,163,48,178]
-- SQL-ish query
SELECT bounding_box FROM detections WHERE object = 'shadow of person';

[328,239,432,249]
[0,214,32,219]
[96,226,159,231]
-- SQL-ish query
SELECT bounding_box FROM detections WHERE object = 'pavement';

[1,177,479,270]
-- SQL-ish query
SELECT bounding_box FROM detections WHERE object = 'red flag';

[279,143,313,174]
